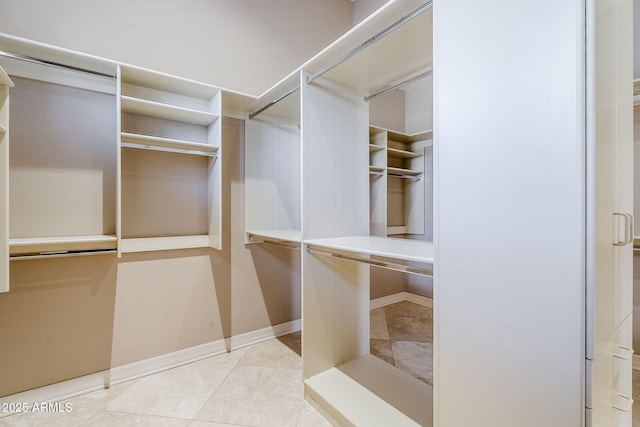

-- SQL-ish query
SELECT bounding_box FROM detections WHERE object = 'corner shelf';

[369,126,432,237]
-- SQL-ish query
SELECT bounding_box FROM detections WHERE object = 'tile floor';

[370,301,433,385]
[0,333,330,427]
[3,300,637,426]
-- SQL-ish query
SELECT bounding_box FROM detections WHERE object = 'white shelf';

[9,235,117,256]
[120,235,210,253]
[121,132,218,157]
[369,165,385,173]
[246,229,302,243]
[387,147,422,159]
[305,354,432,427]
[387,166,422,177]
[387,129,433,143]
[120,65,219,100]
[121,95,218,126]
[369,144,385,152]
[304,235,433,264]
[0,124,6,135]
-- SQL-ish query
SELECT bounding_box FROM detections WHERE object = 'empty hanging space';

[245,74,301,246]
[297,0,434,425]
[5,68,118,259]
[118,65,223,252]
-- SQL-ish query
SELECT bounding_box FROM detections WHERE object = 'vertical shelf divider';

[0,67,14,292]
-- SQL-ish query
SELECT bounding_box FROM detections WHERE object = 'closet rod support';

[365,69,433,101]
[248,86,300,120]
[305,0,433,85]
[0,50,116,79]
[307,247,433,277]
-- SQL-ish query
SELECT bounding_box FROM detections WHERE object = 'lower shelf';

[120,235,211,253]
[9,235,117,257]
[304,354,432,427]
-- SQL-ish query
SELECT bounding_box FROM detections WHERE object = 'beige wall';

[0,116,302,397]
[0,0,354,96]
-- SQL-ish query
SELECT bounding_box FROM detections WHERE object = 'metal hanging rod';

[0,50,116,79]
[305,0,433,85]
[307,247,432,277]
[388,173,422,180]
[365,69,432,101]
[247,234,301,249]
[248,86,300,120]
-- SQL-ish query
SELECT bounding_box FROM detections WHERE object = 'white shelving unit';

[0,49,119,264]
[0,66,13,292]
[118,64,223,253]
[368,126,432,237]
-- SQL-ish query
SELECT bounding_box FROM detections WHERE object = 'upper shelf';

[304,235,433,264]
[369,144,385,152]
[120,96,219,126]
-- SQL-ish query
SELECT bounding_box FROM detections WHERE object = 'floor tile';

[66,379,137,409]
[206,346,250,366]
[188,421,246,427]
[0,406,98,427]
[384,301,433,344]
[277,331,302,357]
[296,402,332,427]
[104,358,234,419]
[370,338,394,365]
[392,341,433,385]
[91,411,191,426]
[195,365,304,427]
[370,308,390,340]
[238,336,302,369]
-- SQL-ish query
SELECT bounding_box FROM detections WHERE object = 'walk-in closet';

[0,0,635,426]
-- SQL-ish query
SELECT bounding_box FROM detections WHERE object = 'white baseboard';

[0,319,301,416]
[370,292,433,310]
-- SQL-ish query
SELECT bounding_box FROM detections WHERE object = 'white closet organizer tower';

[244,78,301,247]
[0,37,119,270]
[0,33,255,293]
[0,66,13,293]
[369,126,431,237]
[117,65,223,254]
[248,1,435,425]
